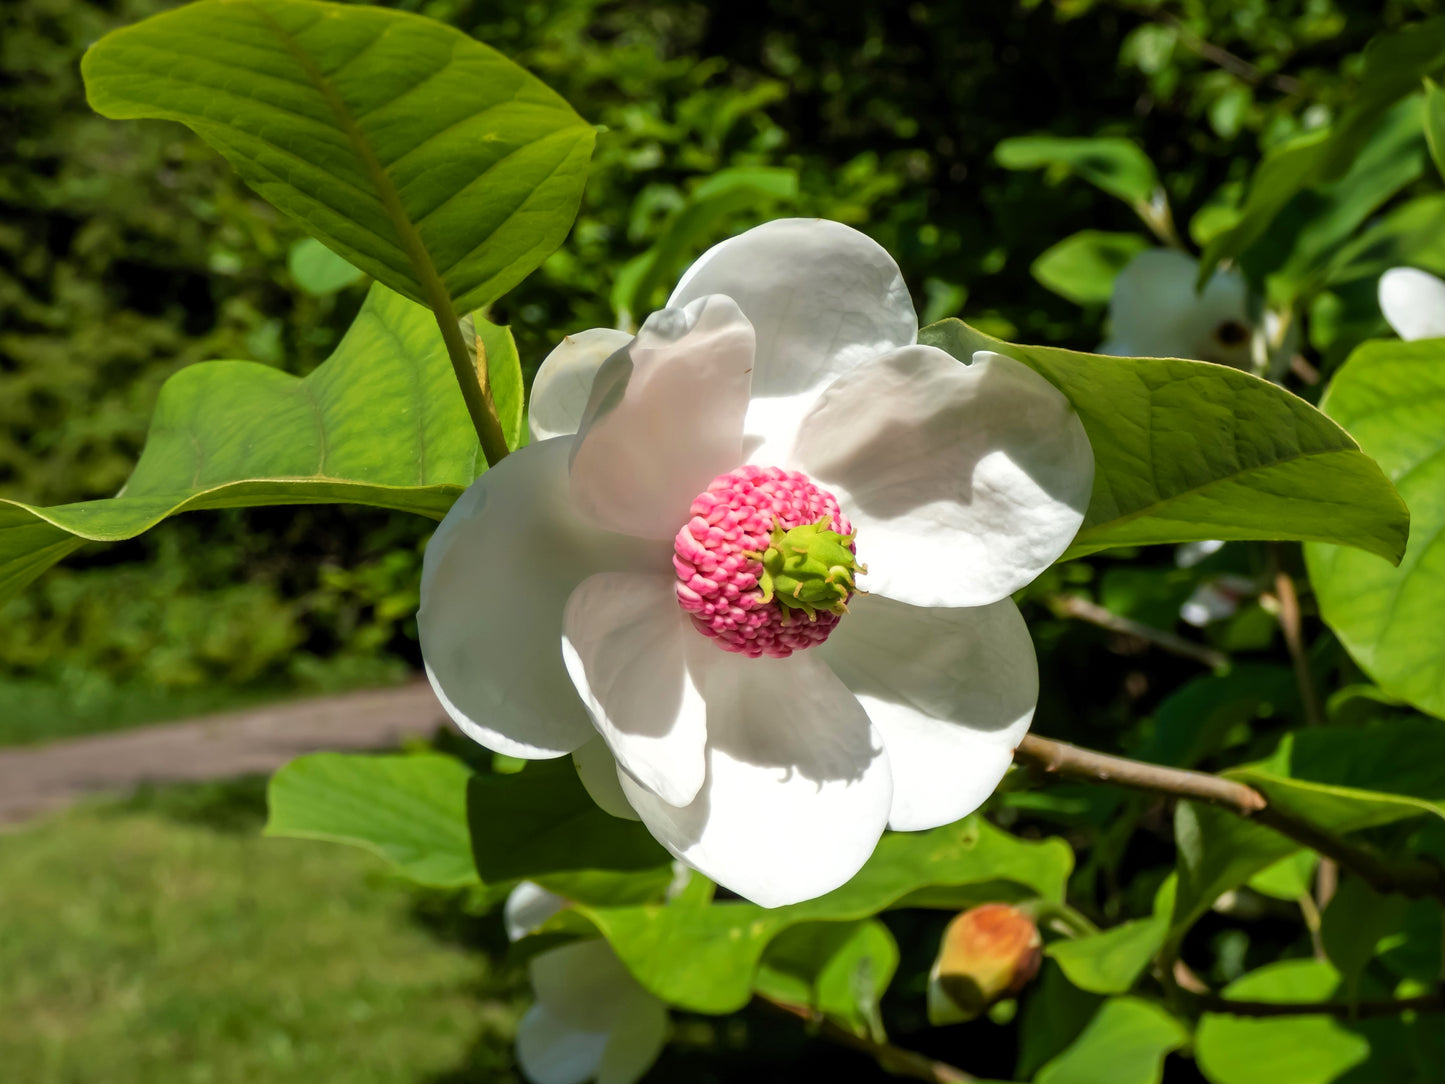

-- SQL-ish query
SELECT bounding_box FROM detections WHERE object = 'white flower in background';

[420,218,1095,907]
[1378,266,1445,341]
[505,882,668,1084]
[1100,248,1254,368]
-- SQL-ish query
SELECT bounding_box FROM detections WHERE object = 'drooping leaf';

[919,320,1408,563]
[994,135,1160,207]
[1046,878,1174,995]
[1031,231,1151,306]
[0,285,513,603]
[1426,79,1445,182]
[265,752,476,887]
[1246,850,1317,901]
[83,0,594,315]
[1017,962,1105,1080]
[1326,193,1445,288]
[288,236,366,295]
[1194,961,1370,1084]
[554,819,1071,1013]
[1306,340,1445,719]
[754,919,898,1036]
[1033,997,1186,1084]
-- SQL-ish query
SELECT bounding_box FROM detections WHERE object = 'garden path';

[0,681,445,825]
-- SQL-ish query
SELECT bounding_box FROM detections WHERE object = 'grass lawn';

[0,780,524,1083]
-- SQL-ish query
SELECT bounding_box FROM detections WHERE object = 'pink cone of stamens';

[673,465,855,658]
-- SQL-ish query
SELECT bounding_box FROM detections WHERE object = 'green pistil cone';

[753,517,866,619]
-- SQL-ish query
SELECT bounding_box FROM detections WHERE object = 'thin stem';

[1014,735,1445,905]
[1049,595,1228,670]
[1159,14,1306,96]
[757,997,976,1083]
[1269,565,1324,728]
[435,308,511,468]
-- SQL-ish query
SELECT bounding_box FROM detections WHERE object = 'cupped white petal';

[792,346,1093,608]
[506,881,568,942]
[618,648,893,908]
[1379,266,1445,341]
[1105,248,1253,367]
[563,573,708,807]
[819,594,1038,831]
[569,295,754,540]
[572,737,641,821]
[419,438,670,759]
[668,219,917,462]
[531,328,635,442]
[597,996,669,1084]
[515,1005,608,1084]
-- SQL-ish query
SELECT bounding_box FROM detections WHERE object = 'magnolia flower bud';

[927,904,1042,1024]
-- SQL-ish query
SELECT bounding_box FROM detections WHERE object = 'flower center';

[672,466,864,658]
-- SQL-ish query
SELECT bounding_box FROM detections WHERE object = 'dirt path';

[0,682,446,826]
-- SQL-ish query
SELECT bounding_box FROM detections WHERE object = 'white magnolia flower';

[505,882,668,1084]
[1100,248,1254,368]
[1378,266,1445,341]
[420,218,1095,907]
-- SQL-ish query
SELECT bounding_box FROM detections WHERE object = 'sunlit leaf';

[1031,230,1150,306]
[1034,997,1186,1084]
[994,135,1159,207]
[919,320,1408,563]
[754,919,897,1035]
[1046,878,1174,995]
[288,236,365,295]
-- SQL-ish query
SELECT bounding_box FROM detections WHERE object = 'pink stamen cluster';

[673,465,855,657]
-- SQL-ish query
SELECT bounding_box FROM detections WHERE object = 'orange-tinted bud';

[927,903,1043,1024]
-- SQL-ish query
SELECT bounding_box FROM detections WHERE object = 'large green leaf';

[82,0,594,315]
[919,320,1408,563]
[549,819,1071,1013]
[1033,997,1186,1084]
[0,285,524,602]
[1305,341,1445,718]
[265,752,477,887]
[1194,961,1370,1084]
[1169,721,1445,946]
[994,135,1160,207]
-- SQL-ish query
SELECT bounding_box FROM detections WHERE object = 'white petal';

[506,881,567,942]
[1379,267,1445,341]
[569,295,754,540]
[1106,248,1253,367]
[619,648,893,908]
[792,346,1094,608]
[572,738,641,821]
[563,573,709,807]
[669,219,917,463]
[531,328,635,442]
[515,1005,608,1084]
[531,940,655,1032]
[419,438,670,759]
[597,997,669,1084]
[819,594,1037,831]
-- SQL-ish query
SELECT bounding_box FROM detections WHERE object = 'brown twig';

[1160,14,1306,96]
[758,997,976,1083]
[1014,735,1445,906]
[1268,567,1324,728]
[1050,595,1228,670]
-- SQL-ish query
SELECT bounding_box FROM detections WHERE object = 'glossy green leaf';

[83,0,594,315]
[265,752,476,887]
[1195,961,1370,1084]
[466,758,671,887]
[1170,721,1445,946]
[919,320,1408,563]
[0,285,488,603]
[1017,963,1105,1080]
[561,819,1071,1013]
[1306,341,1445,718]
[1046,878,1174,995]
[1201,18,1445,279]
[1031,231,1150,306]
[994,135,1159,207]
[1033,997,1186,1084]
[754,919,897,1035]
[1246,850,1316,901]
[288,236,364,295]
